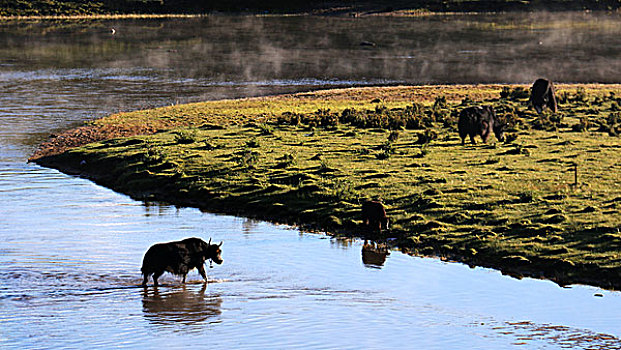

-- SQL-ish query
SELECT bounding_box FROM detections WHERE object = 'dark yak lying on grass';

[458,105,505,144]
[141,237,223,286]
[529,78,558,114]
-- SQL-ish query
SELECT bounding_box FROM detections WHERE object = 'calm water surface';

[1,13,621,349]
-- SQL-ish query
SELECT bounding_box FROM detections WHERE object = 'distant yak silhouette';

[529,78,558,114]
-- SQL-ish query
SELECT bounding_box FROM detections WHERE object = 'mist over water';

[1,13,621,349]
[2,12,620,83]
[2,12,619,162]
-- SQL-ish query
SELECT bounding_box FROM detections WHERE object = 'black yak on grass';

[458,105,505,145]
[529,78,558,114]
[362,200,389,235]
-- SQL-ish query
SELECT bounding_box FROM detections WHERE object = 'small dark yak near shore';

[458,106,505,144]
[529,78,558,114]
[141,237,223,287]
[361,200,389,235]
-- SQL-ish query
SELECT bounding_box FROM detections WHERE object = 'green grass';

[37,84,621,289]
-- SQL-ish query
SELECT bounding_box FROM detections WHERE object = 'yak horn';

[208,238,212,245]
[219,241,223,247]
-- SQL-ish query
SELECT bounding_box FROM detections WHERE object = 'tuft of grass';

[173,129,199,144]
[257,123,274,135]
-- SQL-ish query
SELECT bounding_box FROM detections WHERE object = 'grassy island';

[32,84,621,289]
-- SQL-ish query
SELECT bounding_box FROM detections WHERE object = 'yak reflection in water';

[361,240,391,268]
[142,284,222,330]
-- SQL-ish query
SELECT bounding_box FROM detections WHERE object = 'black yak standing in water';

[458,106,505,145]
[529,78,558,114]
[141,237,223,287]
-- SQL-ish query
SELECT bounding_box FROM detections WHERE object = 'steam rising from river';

[0,12,619,160]
[1,12,619,88]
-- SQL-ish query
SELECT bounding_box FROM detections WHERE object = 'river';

[1,13,621,349]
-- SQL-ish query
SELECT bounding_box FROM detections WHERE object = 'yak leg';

[547,94,557,113]
[459,131,467,145]
[469,134,477,144]
[481,128,490,143]
[481,121,490,143]
[152,270,163,287]
[142,273,150,287]
[197,265,208,283]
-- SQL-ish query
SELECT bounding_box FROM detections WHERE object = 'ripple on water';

[485,320,621,349]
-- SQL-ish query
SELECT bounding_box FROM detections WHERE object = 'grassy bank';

[33,84,621,289]
[1,0,620,18]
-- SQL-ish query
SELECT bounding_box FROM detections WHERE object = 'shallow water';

[1,13,621,349]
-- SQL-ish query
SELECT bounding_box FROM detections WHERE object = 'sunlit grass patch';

[38,83,621,289]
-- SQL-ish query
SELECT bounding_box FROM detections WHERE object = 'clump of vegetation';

[275,104,438,132]
[532,112,565,131]
[460,95,475,106]
[143,141,166,164]
[415,129,438,144]
[484,157,500,165]
[276,152,297,168]
[234,149,260,168]
[500,86,530,101]
[433,95,448,110]
[257,123,274,135]
[573,87,589,103]
[375,141,396,160]
[0,0,107,16]
[413,144,430,158]
[598,112,621,136]
[173,129,199,144]
[571,116,590,132]
[503,133,518,144]
[245,138,260,148]
[387,131,400,143]
[517,190,538,203]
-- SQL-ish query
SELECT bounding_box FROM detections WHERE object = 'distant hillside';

[1,0,620,17]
